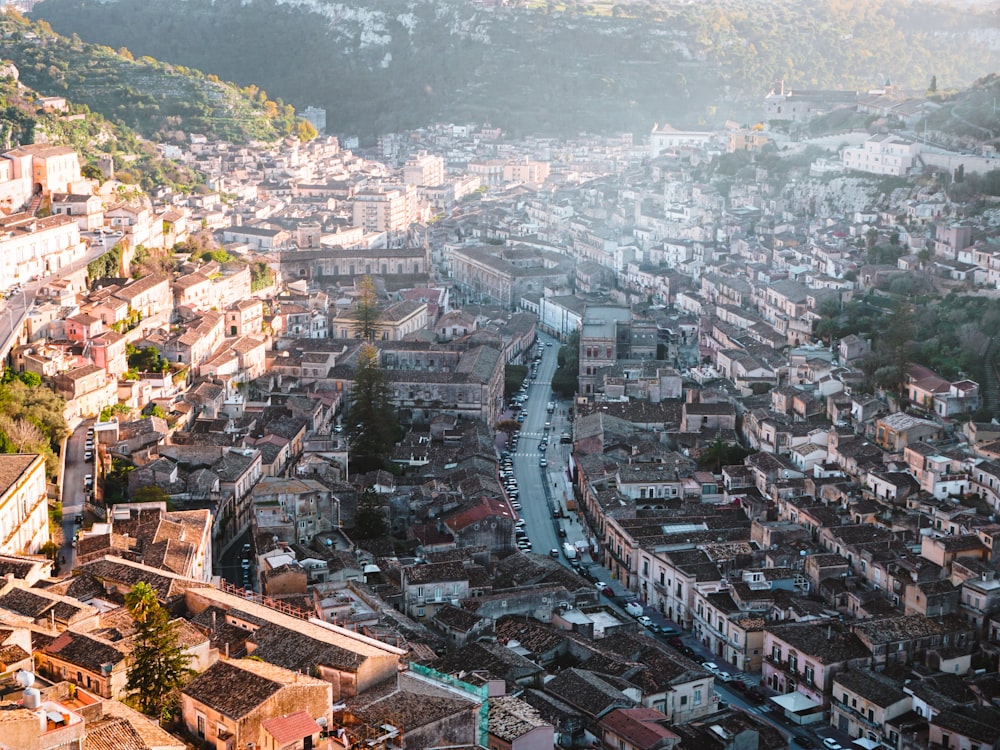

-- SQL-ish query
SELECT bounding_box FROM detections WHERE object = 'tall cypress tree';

[351,275,382,341]
[125,582,194,719]
[347,343,399,473]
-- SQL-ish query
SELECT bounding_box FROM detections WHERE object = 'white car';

[701,662,720,674]
[637,616,653,628]
[822,740,842,750]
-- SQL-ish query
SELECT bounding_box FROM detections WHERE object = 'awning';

[851,740,879,750]
[769,692,823,713]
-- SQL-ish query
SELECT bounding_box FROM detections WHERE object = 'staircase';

[26,191,42,215]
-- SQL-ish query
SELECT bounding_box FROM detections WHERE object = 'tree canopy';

[353,487,388,539]
[125,582,194,719]
[346,343,400,473]
[351,276,382,341]
[551,330,580,399]
[0,372,68,478]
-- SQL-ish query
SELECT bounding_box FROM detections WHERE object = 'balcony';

[831,698,881,731]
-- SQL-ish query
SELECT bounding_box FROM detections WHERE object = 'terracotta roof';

[599,707,678,750]
[261,710,321,744]
[84,717,150,750]
[182,660,283,719]
[488,695,549,742]
[43,631,125,673]
[0,455,40,497]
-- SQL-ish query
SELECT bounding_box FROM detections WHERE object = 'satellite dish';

[15,671,34,689]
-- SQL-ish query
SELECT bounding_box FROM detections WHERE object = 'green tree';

[250,261,274,292]
[495,419,521,442]
[551,330,580,399]
[125,582,194,718]
[504,365,528,398]
[127,344,168,373]
[199,248,233,264]
[353,487,387,539]
[351,276,382,341]
[698,435,751,472]
[132,484,169,505]
[346,344,399,473]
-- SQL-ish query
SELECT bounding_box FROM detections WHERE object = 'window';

[804,665,814,685]
[693,689,702,706]
[196,715,206,739]
[680,695,688,706]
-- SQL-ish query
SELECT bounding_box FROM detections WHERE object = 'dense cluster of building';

[3,80,1000,750]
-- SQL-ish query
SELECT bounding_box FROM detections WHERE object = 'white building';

[403,152,445,188]
[649,123,715,157]
[0,454,49,555]
[842,135,920,176]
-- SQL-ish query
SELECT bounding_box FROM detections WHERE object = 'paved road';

[507,334,565,558]
[59,419,95,572]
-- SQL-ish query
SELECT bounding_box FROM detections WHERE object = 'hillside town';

[3,81,1000,750]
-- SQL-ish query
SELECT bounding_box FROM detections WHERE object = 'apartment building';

[403,151,445,187]
[0,454,48,555]
[0,212,82,288]
[352,185,419,233]
[830,669,910,748]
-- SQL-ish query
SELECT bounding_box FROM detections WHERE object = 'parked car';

[701,662,720,674]
[550,548,559,558]
[792,737,816,748]
[659,627,681,637]
[594,581,610,593]
[822,740,842,750]
[637,616,653,628]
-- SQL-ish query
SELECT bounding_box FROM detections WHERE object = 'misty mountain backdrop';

[29,0,1000,139]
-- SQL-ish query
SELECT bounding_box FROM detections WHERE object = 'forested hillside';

[29,0,1000,138]
[1,11,305,145]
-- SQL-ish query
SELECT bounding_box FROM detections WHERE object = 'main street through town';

[59,419,94,572]
[507,334,560,558]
